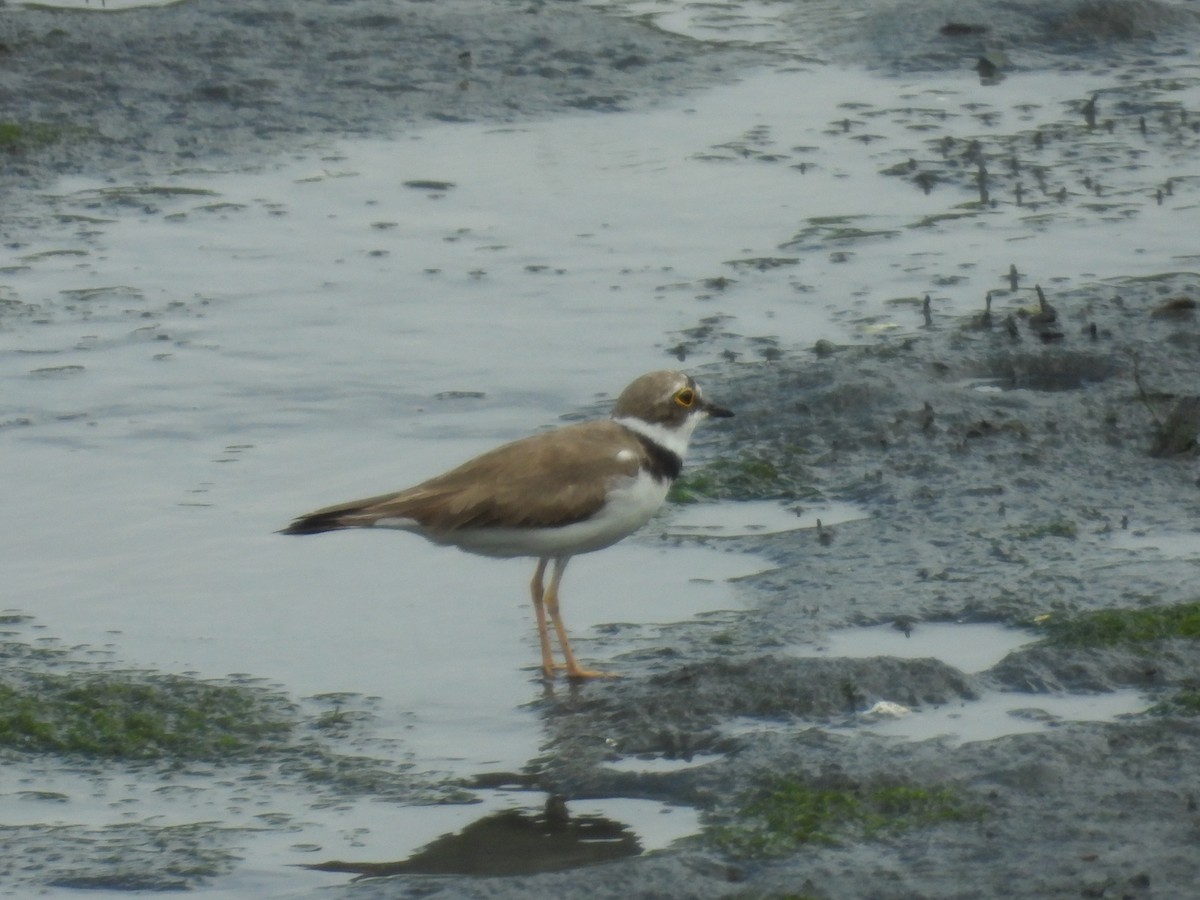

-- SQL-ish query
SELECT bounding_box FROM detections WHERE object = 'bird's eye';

[675,388,695,408]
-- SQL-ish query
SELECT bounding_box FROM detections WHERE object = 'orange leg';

[542,557,615,680]
[530,558,557,679]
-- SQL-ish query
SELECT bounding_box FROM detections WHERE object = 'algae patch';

[33,822,241,892]
[710,777,982,858]
[0,628,473,895]
[0,670,292,759]
[671,448,818,503]
[0,121,74,151]
[1146,688,1200,718]
[1036,600,1200,647]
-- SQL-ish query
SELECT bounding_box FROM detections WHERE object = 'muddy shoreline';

[504,273,1200,899]
[0,0,762,203]
[323,277,1200,900]
[3,1,1200,898]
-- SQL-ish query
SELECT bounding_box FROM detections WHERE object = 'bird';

[281,370,733,680]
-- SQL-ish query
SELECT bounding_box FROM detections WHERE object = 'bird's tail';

[279,508,358,535]
[280,488,420,535]
[277,501,374,535]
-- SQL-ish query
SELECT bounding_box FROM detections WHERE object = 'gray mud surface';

[509,274,1200,899]
[0,0,759,201]
[3,1,1200,898]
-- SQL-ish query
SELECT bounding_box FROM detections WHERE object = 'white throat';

[612,413,701,461]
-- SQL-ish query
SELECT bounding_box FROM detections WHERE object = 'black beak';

[703,399,734,418]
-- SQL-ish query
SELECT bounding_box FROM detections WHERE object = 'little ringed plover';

[282,370,732,680]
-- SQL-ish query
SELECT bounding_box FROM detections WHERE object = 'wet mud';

[0,0,759,202]
[3,1,1200,898]
[488,275,1200,899]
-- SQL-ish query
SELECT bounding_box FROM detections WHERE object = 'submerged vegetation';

[0,120,70,151]
[37,821,240,892]
[0,670,293,759]
[1146,688,1200,718]
[710,777,983,858]
[0,633,456,799]
[1036,600,1200,647]
[671,447,818,503]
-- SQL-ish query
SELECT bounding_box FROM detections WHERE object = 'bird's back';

[281,419,655,538]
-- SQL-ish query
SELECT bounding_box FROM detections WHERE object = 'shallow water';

[846,688,1148,744]
[1109,528,1200,558]
[781,621,1149,742]
[799,621,1033,673]
[665,498,868,538]
[723,681,1148,746]
[4,40,1200,897]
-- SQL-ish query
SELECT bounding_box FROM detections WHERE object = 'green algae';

[0,671,292,760]
[710,778,983,859]
[1036,600,1200,648]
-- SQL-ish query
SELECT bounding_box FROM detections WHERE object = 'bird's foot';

[544,663,620,681]
[566,667,620,681]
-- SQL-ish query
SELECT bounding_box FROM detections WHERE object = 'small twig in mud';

[1128,350,1163,428]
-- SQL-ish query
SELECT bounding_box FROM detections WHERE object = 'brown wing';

[282,420,644,534]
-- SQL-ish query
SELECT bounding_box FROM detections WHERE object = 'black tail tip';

[278,515,345,536]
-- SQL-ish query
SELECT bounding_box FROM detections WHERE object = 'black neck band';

[630,430,683,482]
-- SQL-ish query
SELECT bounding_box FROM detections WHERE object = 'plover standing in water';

[282,370,732,680]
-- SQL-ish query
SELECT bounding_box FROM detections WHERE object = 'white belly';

[411,470,669,559]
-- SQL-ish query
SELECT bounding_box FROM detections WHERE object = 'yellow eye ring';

[675,388,695,408]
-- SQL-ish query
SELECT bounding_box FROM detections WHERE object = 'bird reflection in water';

[300,795,640,879]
